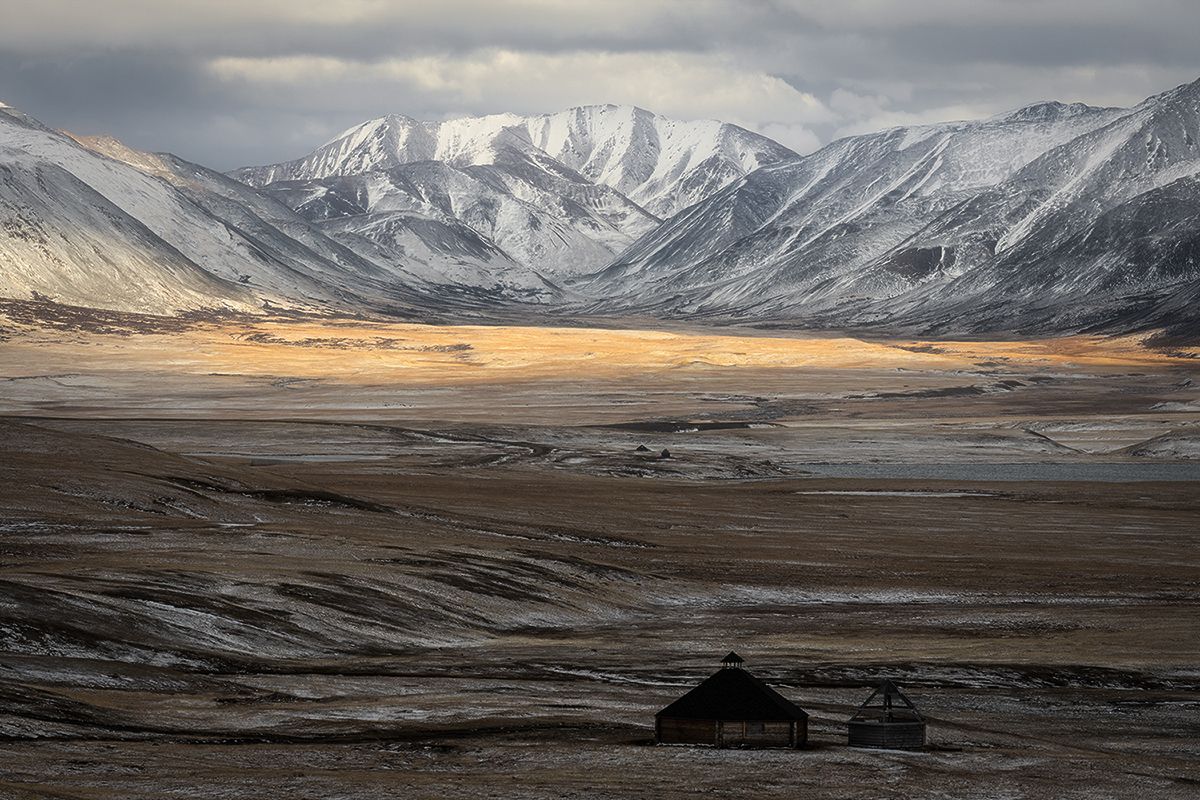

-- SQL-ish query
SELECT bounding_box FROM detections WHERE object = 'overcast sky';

[2,0,1198,169]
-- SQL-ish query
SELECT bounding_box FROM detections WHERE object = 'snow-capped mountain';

[261,155,649,282]
[4,81,1199,336]
[0,104,537,316]
[232,105,795,280]
[584,80,1200,334]
[234,105,795,218]
[1,106,257,314]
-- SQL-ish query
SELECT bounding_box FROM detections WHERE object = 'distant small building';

[847,680,926,750]
[636,444,651,452]
[660,448,672,459]
[655,652,808,748]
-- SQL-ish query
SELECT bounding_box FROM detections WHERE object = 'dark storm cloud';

[1,1,1197,169]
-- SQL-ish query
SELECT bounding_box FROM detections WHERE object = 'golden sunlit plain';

[2,317,1193,384]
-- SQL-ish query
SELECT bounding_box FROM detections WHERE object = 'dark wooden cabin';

[655,652,808,748]
[846,680,926,750]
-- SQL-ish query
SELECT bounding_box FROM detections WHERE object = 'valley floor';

[0,313,1197,798]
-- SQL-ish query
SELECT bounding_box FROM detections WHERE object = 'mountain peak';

[992,100,1106,124]
[1155,75,1200,102]
[547,103,764,136]
[320,112,423,147]
[234,105,797,218]
[556,103,654,118]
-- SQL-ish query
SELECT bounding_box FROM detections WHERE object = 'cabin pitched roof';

[656,665,808,721]
[849,679,924,723]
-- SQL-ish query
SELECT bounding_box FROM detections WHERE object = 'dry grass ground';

[0,314,1198,798]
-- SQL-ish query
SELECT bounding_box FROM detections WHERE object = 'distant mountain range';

[2,80,1199,335]
[587,83,1200,334]
[231,106,794,292]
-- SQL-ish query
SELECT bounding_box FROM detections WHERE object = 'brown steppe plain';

[0,309,1198,799]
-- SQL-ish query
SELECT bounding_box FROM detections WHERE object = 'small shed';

[846,680,926,750]
[655,652,808,748]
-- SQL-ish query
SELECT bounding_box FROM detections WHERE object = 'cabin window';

[747,721,764,734]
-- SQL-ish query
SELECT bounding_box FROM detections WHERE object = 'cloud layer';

[1,0,1197,168]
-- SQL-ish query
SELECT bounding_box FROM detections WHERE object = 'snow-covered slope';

[586,100,1123,301]
[232,105,795,280]
[524,105,797,218]
[0,105,544,316]
[0,108,263,314]
[265,154,648,280]
[585,81,1200,334]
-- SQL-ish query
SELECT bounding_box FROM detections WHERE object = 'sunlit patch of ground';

[0,315,1193,387]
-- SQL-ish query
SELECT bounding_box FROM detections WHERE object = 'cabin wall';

[847,721,926,750]
[656,717,718,745]
[657,717,803,748]
[718,720,797,748]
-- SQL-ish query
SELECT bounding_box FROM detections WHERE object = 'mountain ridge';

[232,104,796,219]
[581,77,1200,334]
[2,81,1199,336]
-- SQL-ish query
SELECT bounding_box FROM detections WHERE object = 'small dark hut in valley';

[655,652,808,748]
[846,680,926,750]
